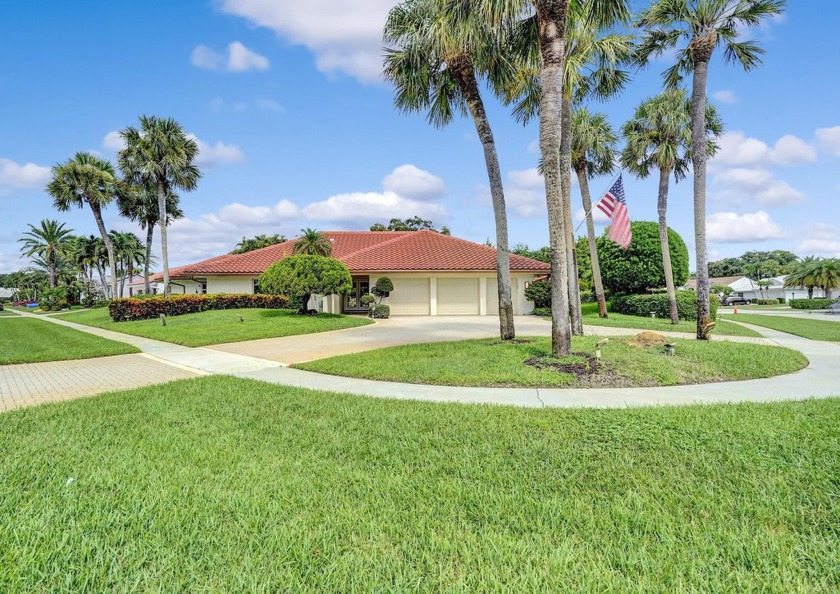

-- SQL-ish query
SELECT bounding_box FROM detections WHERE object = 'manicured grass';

[1,376,837,592]
[61,307,373,347]
[0,318,137,364]
[0,309,18,317]
[577,302,763,337]
[297,335,807,388]
[723,313,840,342]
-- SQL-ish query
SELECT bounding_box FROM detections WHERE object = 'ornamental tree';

[258,255,352,314]
[372,277,394,304]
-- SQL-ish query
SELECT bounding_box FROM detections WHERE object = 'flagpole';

[573,170,623,235]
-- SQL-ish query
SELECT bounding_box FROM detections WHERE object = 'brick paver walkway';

[0,353,199,412]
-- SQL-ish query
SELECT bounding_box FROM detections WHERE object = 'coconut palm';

[383,0,518,340]
[637,0,785,339]
[784,256,819,299]
[118,116,200,298]
[569,108,617,318]
[292,229,333,256]
[47,152,121,299]
[17,219,74,288]
[620,89,722,323]
[117,181,183,294]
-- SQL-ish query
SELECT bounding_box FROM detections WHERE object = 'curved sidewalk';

[8,311,837,409]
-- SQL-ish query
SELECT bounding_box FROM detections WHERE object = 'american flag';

[596,174,632,249]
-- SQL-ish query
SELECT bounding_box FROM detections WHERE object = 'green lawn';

[297,335,807,388]
[577,302,763,337]
[1,376,837,592]
[61,307,374,347]
[723,313,840,342]
[0,318,137,364]
[0,309,18,317]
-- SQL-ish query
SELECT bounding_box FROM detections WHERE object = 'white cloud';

[191,42,270,72]
[187,134,246,169]
[382,164,445,201]
[495,167,578,218]
[303,191,445,223]
[574,206,610,226]
[712,131,817,168]
[797,223,840,256]
[102,131,125,152]
[816,125,840,157]
[254,96,284,112]
[0,158,50,190]
[712,167,804,208]
[706,211,785,243]
[0,251,26,273]
[220,0,394,82]
[712,90,738,104]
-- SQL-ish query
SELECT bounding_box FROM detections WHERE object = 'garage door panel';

[485,277,499,315]
[388,277,430,315]
[437,278,480,315]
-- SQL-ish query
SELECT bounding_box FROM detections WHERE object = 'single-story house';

[684,275,827,301]
[143,230,550,316]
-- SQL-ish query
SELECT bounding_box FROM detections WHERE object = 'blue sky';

[2,0,839,273]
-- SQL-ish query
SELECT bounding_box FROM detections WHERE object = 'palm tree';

[784,257,819,299]
[620,89,722,323]
[569,108,617,318]
[383,0,518,340]
[117,181,183,294]
[292,229,333,256]
[17,219,74,288]
[637,0,785,339]
[110,231,147,298]
[46,152,121,299]
[812,259,840,300]
[118,116,201,298]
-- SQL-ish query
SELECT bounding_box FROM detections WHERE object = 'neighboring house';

[146,230,549,315]
[684,275,827,301]
[0,287,18,300]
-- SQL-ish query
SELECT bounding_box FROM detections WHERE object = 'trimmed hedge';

[755,299,780,305]
[531,307,551,317]
[610,291,719,321]
[373,304,390,319]
[789,298,838,310]
[109,294,290,322]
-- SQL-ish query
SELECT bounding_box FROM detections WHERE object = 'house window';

[200,282,207,294]
[253,279,260,294]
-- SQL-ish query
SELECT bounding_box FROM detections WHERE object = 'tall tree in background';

[637,0,785,339]
[292,228,333,256]
[17,219,74,288]
[119,116,201,298]
[570,108,617,318]
[621,88,722,323]
[117,182,183,294]
[384,0,517,340]
[231,234,286,254]
[47,152,121,299]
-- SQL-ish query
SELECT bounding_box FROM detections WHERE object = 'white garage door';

[437,278,480,315]
[388,277,430,315]
[485,277,499,315]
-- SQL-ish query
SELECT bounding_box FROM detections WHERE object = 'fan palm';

[637,0,785,339]
[118,115,200,298]
[110,231,147,298]
[17,219,74,288]
[46,152,121,299]
[384,0,518,340]
[117,181,183,294]
[292,229,333,256]
[620,89,722,323]
[569,108,617,318]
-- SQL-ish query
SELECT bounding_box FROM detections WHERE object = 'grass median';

[0,318,137,364]
[573,303,763,337]
[61,307,373,347]
[722,313,840,342]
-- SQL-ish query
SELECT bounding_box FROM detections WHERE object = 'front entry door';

[344,276,370,312]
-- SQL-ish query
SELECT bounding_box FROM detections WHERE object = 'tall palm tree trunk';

[449,55,515,340]
[157,182,171,298]
[657,166,679,324]
[48,250,57,288]
[535,0,572,357]
[691,57,712,339]
[90,203,117,300]
[144,224,154,295]
[575,168,607,317]
[561,96,583,335]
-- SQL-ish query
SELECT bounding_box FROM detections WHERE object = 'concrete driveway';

[206,315,768,364]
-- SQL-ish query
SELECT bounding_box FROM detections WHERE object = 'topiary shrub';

[789,298,838,310]
[372,277,394,303]
[259,255,352,314]
[611,291,719,321]
[755,299,779,305]
[373,304,390,319]
[109,293,289,322]
[530,307,551,317]
[524,279,551,308]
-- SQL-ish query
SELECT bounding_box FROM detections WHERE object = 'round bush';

[259,255,352,313]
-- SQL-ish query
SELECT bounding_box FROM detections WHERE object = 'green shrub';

[373,304,390,319]
[109,294,289,322]
[778,297,785,304]
[39,288,68,312]
[524,279,551,308]
[531,307,551,317]
[373,277,394,303]
[610,291,719,321]
[259,255,351,314]
[789,298,838,310]
[0,301,4,311]
[755,299,779,305]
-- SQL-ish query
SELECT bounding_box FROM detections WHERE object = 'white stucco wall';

[205,276,255,294]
